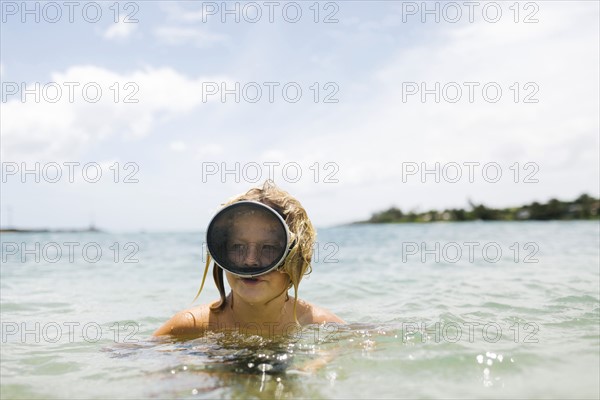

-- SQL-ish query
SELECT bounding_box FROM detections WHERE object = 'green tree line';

[364,194,600,223]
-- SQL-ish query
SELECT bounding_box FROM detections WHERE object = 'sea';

[1,221,599,399]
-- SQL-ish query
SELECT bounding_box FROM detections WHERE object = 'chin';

[226,273,286,304]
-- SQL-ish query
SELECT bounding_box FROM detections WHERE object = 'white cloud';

[103,21,137,40]
[1,66,231,162]
[196,144,223,158]
[153,2,228,47]
[154,27,227,47]
[161,2,207,23]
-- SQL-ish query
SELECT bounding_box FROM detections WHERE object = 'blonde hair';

[194,180,316,321]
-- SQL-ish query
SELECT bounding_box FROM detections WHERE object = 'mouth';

[240,277,263,285]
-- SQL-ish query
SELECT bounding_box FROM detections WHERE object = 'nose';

[243,244,260,267]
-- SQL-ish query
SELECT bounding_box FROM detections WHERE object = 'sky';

[1,0,599,232]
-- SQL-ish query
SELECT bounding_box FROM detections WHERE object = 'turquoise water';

[1,222,599,399]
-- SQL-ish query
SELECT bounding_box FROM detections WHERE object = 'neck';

[228,291,292,329]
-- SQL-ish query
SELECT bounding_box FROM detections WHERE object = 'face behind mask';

[206,201,291,277]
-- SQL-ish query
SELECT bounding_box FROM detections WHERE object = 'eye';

[228,243,247,256]
[261,244,279,259]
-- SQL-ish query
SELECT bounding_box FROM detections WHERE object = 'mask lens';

[207,202,289,276]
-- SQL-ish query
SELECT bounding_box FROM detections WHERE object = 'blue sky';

[1,1,599,231]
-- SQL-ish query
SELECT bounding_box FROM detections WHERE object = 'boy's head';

[222,180,316,288]
[203,180,316,312]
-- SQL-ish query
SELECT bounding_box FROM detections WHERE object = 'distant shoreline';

[3,194,599,231]
[359,194,600,224]
[0,227,103,233]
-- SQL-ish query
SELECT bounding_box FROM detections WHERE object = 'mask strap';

[193,253,212,303]
[288,238,297,250]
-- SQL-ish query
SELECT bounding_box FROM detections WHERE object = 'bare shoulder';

[296,299,346,325]
[153,304,212,337]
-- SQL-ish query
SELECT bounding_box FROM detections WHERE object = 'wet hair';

[194,180,316,322]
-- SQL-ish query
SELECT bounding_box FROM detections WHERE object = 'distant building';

[516,209,531,220]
